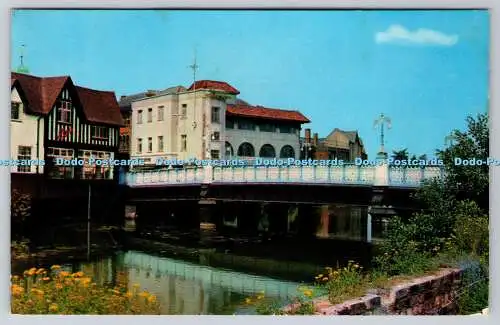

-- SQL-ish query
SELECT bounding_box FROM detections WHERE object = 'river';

[12,248,327,315]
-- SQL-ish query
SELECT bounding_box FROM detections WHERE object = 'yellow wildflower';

[36,268,46,275]
[51,265,61,270]
[303,289,313,297]
[48,303,58,312]
[72,271,84,278]
[125,291,133,298]
[245,298,252,304]
[42,277,50,281]
[55,283,63,289]
[322,277,329,281]
[147,295,157,303]
[59,271,70,278]
[138,291,149,298]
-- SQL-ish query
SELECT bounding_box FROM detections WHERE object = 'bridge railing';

[212,165,376,184]
[125,164,446,188]
[388,166,445,187]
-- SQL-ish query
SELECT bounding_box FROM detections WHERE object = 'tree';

[434,113,489,210]
[375,112,489,274]
[391,149,409,161]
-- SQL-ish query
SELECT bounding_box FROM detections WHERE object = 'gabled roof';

[326,128,359,142]
[187,80,240,95]
[11,72,69,115]
[226,104,310,123]
[11,72,123,126]
[75,86,124,126]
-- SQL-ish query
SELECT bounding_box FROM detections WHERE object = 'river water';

[12,249,326,315]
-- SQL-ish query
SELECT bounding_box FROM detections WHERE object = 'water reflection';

[52,250,317,315]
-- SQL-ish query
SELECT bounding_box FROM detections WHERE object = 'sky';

[10,9,490,159]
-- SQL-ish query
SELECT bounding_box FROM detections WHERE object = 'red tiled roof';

[226,104,310,123]
[11,72,123,126]
[187,80,240,95]
[75,86,124,126]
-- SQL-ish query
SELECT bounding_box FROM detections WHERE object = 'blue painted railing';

[125,164,445,188]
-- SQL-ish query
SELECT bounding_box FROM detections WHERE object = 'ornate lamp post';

[301,142,312,160]
[374,113,392,159]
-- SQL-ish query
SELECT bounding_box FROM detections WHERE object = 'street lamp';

[374,113,392,159]
[301,142,312,159]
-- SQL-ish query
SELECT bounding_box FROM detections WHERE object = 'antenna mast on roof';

[16,44,30,74]
[188,48,199,129]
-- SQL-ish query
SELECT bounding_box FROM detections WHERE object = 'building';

[127,80,309,166]
[10,72,124,180]
[117,86,186,158]
[300,128,367,161]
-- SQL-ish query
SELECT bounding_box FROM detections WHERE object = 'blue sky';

[11,9,490,158]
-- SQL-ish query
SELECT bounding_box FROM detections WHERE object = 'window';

[279,125,293,133]
[11,102,20,120]
[211,106,220,123]
[147,137,152,152]
[158,136,164,152]
[158,106,164,121]
[181,104,187,119]
[237,142,255,157]
[137,138,142,153]
[212,132,220,141]
[57,100,72,123]
[181,135,187,152]
[226,119,234,129]
[259,144,276,158]
[280,145,295,158]
[47,147,74,179]
[259,123,275,132]
[16,146,31,173]
[238,120,256,131]
[210,150,220,159]
[78,150,111,179]
[91,126,109,139]
[147,108,152,123]
[137,110,143,124]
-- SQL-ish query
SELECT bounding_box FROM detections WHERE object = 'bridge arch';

[225,142,234,157]
[259,144,276,158]
[237,142,255,157]
[279,145,295,159]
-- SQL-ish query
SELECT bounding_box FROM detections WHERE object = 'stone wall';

[289,268,465,315]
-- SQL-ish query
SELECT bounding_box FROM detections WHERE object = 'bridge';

[124,164,445,188]
[121,164,446,243]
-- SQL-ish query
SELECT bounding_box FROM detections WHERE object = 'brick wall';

[286,268,465,315]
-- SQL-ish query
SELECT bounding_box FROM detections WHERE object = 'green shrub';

[449,201,488,258]
[455,259,489,315]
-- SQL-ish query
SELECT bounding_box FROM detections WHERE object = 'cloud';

[375,24,459,46]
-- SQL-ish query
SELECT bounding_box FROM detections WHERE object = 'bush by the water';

[11,265,161,314]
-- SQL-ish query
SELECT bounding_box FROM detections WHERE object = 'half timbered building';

[11,72,124,181]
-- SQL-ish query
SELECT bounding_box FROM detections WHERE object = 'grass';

[11,265,161,314]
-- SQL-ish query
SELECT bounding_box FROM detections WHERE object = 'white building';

[126,80,310,166]
[10,72,123,179]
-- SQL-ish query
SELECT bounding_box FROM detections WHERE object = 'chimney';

[120,95,127,100]
[305,129,311,143]
[313,133,318,146]
[145,90,156,97]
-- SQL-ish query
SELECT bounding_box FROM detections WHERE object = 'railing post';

[374,162,389,186]
[203,166,213,184]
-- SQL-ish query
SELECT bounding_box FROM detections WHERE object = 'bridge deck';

[123,164,445,188]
